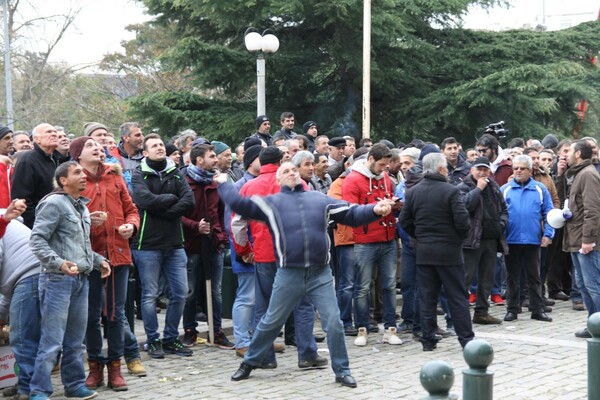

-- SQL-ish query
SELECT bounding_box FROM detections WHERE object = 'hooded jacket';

[109,142,144,191]
[82,163,140,267]
[563,160,600,252]
[131,158,195,250]
[328,175,354,246]
[342,159,396,244]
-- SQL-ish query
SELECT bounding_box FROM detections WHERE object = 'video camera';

[484,121,509,140]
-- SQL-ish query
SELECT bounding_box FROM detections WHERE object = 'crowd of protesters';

[0,112,597,397]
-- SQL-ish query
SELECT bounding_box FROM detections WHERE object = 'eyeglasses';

[513,167,529,171]
[476,148,489,153]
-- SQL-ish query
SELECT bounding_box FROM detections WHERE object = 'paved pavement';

[47,297,590,399]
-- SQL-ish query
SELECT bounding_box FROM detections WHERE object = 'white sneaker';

[354,327,368,346]
[382,327,403,345]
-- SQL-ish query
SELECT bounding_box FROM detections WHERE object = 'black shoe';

[256,361,278,369]
[531,312,552,322]
[335,375,357,388]
[575,328,592,338]
[147,339,165,359]
[550,291,570,301]
[543,306,552,313]
[504,312,518,322]
[421,341,437,351]
[231,363,254,381]
[314,334,326,343]
[298,355,328,369]
[543,297,556,306]
[344,326,358,336]
[412,332,442,341]
[209,330,235,350]
[284,339,296,346]
[181,328,198,347]
[163,338,193,356]
[368,324,379,333]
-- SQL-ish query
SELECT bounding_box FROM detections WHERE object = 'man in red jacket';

[342,143,402,347]
[70,136,142,391]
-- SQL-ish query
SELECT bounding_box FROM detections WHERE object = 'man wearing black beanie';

[252,115,272,146]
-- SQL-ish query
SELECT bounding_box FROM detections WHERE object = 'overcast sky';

[17,0,600,67]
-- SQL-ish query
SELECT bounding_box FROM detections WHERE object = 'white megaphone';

[547,199,573,229]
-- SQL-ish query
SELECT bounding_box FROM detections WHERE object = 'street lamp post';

[244,28,279,117]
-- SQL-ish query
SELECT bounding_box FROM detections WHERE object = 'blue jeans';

[571,263,583,302]
[400,242,420,330]
[571,250,600,316]
[254,262,317,362]
[9,274,41,396]
[86,266,128,362]
[245,265,350,377]
[232,271,255,348]
[183,251,224,332]
[133,248,188,342]
[354,241,398,329]
[123,316,141,362]
[29,273,89,397]
[335,245,355,327]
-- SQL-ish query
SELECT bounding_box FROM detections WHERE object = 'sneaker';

[436,327,452,338]
[30,394,50,400]
[473,314,502,325]
[397,321,413,333]
[126,359,147,377]
[163,338,193,356]
[490,294,505,305]
[210,330,235,350]
[344,326,358,336]
[382,327,403,345]
[147,339,165,359]
[468,293,476,306]
[64,386,98,399]
[354,327,367,346]
[181,328,198,347]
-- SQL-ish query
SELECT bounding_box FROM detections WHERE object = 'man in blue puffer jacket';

[218,162,394,389]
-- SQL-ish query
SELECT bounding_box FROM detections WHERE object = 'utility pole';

[362,0,371,139]
[2,0,13,128]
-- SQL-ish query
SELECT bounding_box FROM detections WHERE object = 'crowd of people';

[0,112,597,397]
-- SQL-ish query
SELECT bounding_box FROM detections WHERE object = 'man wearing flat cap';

[457,157,508,325]
[252,115,273,146]
[328,137,346,166]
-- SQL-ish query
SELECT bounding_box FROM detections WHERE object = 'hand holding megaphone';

[547,200,573,229]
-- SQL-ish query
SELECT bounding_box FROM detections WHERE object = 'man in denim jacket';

[28,161,110,400]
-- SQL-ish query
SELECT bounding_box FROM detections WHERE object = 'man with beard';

[252,115,272,146]
[302,121,318,152]
[131,134,194,359]
[181,144,235,349]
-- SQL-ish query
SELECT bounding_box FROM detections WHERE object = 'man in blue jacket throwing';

[216,162,394,389]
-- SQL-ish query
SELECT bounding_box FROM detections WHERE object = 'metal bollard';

[463,339,494,400]
[587,312,600,400]
[420,360,458,400]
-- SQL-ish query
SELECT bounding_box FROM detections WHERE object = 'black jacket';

[457,174,509,253]
[131,159,195,250]
[399,173,470,265]
[11,143,67,228]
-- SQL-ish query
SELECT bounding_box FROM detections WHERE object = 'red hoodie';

[342,159,396,244]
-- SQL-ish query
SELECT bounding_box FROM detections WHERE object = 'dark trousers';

[546,228,572,296]
[464,239,497,317]
[506,245,544,313]
[417,264,474,348]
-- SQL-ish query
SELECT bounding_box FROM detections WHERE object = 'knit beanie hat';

[165,143,178,157]
[211,140,230,155]
[69,136,92,162]
[542,133,559,149]
[302,121,316,134]
[259,146,283,165]
[83,122,108,137]
[418,144,440,161]
[0,126,12,140]
[243,145,262,170]
[244,136,262,150]
[256,115,269,129]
